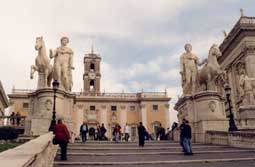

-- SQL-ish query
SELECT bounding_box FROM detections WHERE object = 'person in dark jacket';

[138,122,146,147]
[80,122,88,143]
[179,118,186,152]
[54,119,71,160]
[182,120,193,155]
[100,123,107,140]
[113,124,121,142]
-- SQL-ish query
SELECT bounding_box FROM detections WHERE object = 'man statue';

[50,37,74,91]
[180,43,204,95]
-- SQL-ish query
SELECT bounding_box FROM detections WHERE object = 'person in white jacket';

[124,124,130,142]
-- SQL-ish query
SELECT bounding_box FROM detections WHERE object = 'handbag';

[52,137,59,145]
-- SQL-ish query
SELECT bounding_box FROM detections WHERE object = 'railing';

[239,16,255,25]
[0,132,58,167]
[205,130,255,149]
[12,89,34,94]
[12,89,168,98]
[0,116,26,128]
[74,91,168,98]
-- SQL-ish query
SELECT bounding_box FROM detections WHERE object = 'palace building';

[8,49,171,138]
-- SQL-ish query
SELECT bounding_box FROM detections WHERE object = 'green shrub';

[0,143,21,153]
[0,126,19,140]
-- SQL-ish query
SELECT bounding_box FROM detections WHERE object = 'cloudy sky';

[0,0,254,123]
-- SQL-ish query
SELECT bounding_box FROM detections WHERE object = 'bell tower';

[83,47,101,95]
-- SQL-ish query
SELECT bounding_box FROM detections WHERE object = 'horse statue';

[30,37,53,88]
[197,44,226,91]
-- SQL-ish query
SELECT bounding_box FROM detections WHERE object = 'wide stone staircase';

[54,140,255,167]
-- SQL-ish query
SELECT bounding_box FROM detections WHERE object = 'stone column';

[100,105,107,124]
[100,105,108,136]
[140,104,147,129]
[165,104,170,129]
[120,105,127,129]
[75,105,84,137]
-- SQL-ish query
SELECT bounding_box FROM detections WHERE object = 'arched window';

[90,63,95,71]
[90,80,95,91]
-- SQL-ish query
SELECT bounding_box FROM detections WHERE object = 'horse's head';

[209,44,222,58]
[35,37,44,51]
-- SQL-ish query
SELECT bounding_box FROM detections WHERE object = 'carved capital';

[120,105,126,110]
[101,105,107,109]
[165,104,170,109]
[77,104,83,109]
[140,104,146,109]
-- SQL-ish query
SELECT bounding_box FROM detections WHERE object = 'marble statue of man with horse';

[180,43,226,96]
[30,36,74,92]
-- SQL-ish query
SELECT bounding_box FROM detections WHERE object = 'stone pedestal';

[25,88,76,136]
[239,105,255,129]
[175,91,228,143]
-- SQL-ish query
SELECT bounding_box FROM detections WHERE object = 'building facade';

[219,14,255,129]
[8,50,171,138]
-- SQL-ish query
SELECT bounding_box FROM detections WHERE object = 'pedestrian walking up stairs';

[54,141,255,167]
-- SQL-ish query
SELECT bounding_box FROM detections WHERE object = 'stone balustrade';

[205,130,255,149]
[0,116,26,127]
[0,132,58,167]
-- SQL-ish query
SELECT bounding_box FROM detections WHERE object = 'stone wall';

[205,131,255,149]
[0,132,58,167]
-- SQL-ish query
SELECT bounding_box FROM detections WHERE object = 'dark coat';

[80,124,88,133]
[54,123,71,143]
[179,123,185,138]
[182,124,192,139]
[138,125,146,136]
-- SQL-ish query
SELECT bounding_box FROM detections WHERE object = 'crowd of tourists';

[52,119,193,160]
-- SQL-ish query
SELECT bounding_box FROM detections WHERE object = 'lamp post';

[49,80,59,131]
[224,84,238,132]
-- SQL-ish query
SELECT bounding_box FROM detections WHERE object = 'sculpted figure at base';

[50,37,74,91]
[238,65,255,105]
[198,44,226,92]
[30,37,53,89]
[180,43,205,95]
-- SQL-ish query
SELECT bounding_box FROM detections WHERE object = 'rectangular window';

[152,105,158,111]
[90,106,96,111]
[130,106,136,111]
[111,106,117,111]
[23,103,29,108]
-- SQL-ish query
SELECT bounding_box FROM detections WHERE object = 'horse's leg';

[47,66,53,87]
[30,65,38,79]
[44,68,49,87]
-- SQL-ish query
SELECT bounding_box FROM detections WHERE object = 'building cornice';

[219,16,255,63]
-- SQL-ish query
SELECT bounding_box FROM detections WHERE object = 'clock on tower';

[83,48,101,95]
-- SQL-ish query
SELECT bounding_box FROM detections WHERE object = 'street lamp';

[49,80,59,131]
[224,84,238,132]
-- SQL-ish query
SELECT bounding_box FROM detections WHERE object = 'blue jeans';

[180,137,185,152]
[183,138,192,154]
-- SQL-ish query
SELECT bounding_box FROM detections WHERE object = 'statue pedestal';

[25,88,76,136]
[239,105,255,129]
[175,91,228,143]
